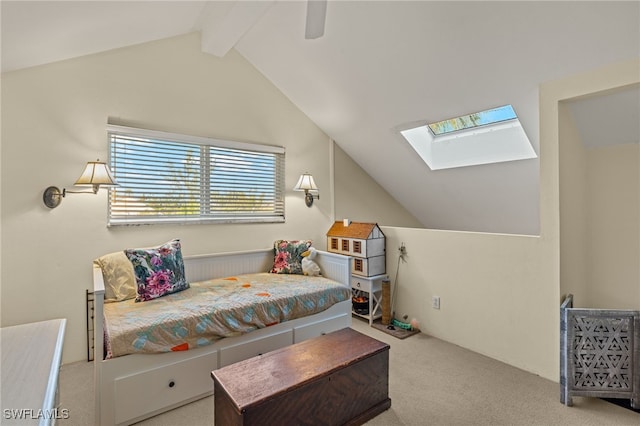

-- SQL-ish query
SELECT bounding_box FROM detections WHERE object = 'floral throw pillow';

[125,239,189,302]
[270,239,312,274]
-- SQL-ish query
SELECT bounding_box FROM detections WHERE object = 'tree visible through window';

[107,125,285,226]
[428,105,517,136]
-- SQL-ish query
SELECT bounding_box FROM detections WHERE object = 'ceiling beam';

[198,0,276,58]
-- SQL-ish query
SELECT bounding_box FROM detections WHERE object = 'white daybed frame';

[93,248,352,425]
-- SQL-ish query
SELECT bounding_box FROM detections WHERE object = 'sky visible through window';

[428,105,517,136]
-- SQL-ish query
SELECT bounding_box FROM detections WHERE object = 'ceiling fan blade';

[305,0,327,39]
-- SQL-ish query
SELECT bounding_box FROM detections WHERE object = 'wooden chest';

[211,327,391,426]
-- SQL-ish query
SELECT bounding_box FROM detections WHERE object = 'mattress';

[103,272,351,358]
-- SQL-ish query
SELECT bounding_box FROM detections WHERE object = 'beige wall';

[586,143,639,308]
[334,59,639,381]
[0,32,421,364]
[333,143,422,228]
[559,103,590,304]
[379,226,553,376]
[1,33,338,363]
[2,28,637,381]
[559,85,639,310]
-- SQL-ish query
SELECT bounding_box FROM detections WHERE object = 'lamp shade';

[293,173,318,193]
[74,160,117,186]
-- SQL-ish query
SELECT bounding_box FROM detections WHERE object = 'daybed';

[93,246,352,425]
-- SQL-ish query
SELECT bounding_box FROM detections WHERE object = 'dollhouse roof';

[326,221,383,240]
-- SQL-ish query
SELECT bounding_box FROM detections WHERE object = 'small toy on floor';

[410,318,420,331]
[391,319,413,330]
[390,317,420,331]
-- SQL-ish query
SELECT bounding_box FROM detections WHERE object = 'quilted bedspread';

[103,273,351,358]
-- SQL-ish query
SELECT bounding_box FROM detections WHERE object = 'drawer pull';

[169,381,175,388]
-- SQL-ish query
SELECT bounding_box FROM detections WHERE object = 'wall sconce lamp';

[293,173,319,207]
[43,159,118,209]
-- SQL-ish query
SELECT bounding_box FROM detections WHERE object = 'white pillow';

[94,251,137,303]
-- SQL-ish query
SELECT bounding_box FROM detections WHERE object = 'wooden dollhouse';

[326,220,385,277]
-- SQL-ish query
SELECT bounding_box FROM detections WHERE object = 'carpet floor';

[602,398,640,414]
[58,317,640,425]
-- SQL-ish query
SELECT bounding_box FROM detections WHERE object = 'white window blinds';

[107,125,285,226]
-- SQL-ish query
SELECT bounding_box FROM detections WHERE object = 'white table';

[1,319,66,425]
[350,274,388,325]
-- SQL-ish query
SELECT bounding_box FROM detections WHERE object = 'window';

[400,104,536,170]
[330,238,339,250]
[353,241,362,254]
[107,125,285,226]
[427,105,517,136]
[342,239,350,252]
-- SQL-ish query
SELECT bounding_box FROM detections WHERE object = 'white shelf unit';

[350,274,388,326]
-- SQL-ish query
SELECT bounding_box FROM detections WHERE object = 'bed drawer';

[113,350,218,424]
[293,313,350,343]
[219,329,293,368]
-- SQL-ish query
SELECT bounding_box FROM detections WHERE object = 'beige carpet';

[58,317,639,425]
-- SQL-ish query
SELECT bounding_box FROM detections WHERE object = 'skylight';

[400,105,537,170]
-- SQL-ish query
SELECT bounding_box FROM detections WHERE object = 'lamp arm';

[43,185,103,209]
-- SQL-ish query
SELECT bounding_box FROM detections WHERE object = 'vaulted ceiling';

[3,1,639,235]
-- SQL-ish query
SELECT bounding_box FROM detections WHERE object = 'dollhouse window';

[353,241,362,254]
[354,258,363,272]
[342,239,350,251]
[330,238,338,250]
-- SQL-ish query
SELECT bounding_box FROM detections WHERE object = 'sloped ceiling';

[2,1,639,235]
[566,84,640,149]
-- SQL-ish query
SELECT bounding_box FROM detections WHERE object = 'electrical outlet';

[432,296,440,310]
